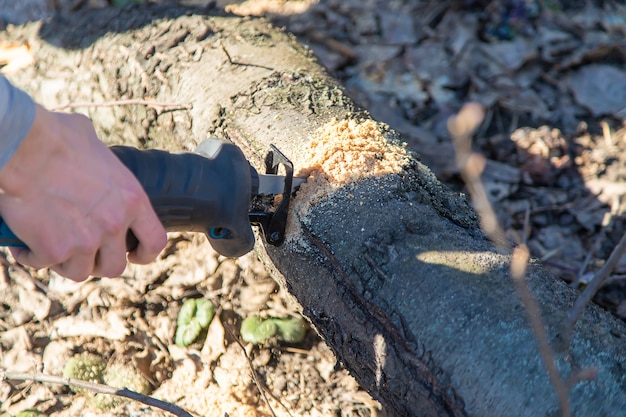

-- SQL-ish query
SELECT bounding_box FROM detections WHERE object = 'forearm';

[0,74,36,170]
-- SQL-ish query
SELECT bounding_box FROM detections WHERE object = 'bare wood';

[3,4,626,416]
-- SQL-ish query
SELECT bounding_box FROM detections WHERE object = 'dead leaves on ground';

[0,234,375,416]
[290,2,626,127]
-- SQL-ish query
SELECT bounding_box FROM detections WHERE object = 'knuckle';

[125,186,147,208]
[82,231,100,251]
[74,235,100,258]
[65,219,99,257]
[102,212,126,236]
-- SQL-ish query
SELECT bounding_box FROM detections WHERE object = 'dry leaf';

[17,286,51,321]
[201,315,226,364]
[0,42,34,73]
[52,311,130,340]
[480,37,538,72]
[567,64,626,116]
[41,340,73,376]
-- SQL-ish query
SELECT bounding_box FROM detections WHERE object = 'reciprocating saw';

[0,138,306,257]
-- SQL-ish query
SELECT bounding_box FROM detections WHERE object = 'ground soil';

[1,0,626,416]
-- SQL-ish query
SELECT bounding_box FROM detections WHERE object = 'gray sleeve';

[0,74,36,170]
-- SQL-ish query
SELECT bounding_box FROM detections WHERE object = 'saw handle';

[0,139,256,258]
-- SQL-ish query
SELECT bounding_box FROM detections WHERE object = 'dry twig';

[0,369,196,417]
[219,41,274,71]
[448,102,509,251]
[448,102,572,417]
[563,231,626,346]
[510,246,571,417]
[50,99,191,112]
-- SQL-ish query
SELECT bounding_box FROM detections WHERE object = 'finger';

[126,204,167,265]
[92,237,128,278]
[127,225,167,265]
[10,247,54,270]
[50,252,96,282]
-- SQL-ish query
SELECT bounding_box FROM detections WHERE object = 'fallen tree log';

[3,4,626,416]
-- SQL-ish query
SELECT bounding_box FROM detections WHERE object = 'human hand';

[0,104,167,281]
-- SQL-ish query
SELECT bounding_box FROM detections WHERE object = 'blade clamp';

[248,145,295,247]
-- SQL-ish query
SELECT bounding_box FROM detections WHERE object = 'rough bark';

[3,4,626,416]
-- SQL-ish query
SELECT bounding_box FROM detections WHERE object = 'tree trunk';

[3,4,626,416]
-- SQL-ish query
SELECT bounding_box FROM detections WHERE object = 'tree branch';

[0,369,196,417]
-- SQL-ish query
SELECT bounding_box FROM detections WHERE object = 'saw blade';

[256,173,307,195]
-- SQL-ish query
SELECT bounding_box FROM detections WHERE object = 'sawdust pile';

[225,0,316,16]
[288,118,409,240]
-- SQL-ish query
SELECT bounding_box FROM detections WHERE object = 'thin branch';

[219,41,274,71]
[573,232,603,289]
[448,103,509,251]
[567,366,598,389]
[573,211,613,289]
[599,274,626,286]
[0,369,196,417]
[220,41,235,65]
[564,231,626,346]
[448,102,573,417]
[50,99,191,112]
[511,246,571,417]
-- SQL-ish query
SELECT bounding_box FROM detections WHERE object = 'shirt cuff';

[0,75,36,170]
